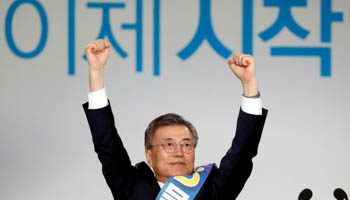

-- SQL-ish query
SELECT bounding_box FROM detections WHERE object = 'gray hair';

[144,113,198,150]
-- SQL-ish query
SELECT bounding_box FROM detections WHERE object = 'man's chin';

[169,167,192,177]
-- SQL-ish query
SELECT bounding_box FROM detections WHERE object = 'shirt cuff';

[241,95,262,115]
[88,87,108,109]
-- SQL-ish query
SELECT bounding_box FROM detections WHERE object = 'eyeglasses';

[150,140,194,154]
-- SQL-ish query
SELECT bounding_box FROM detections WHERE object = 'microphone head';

[334,188,348,200]
[298,188,313,200]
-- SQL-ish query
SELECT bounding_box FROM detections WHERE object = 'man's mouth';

[170,162,185,165]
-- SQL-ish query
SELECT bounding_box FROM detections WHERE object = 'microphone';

[298,188,313,200]
[334,188,348,200]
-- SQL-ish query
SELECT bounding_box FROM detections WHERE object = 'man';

[83,39,267,199]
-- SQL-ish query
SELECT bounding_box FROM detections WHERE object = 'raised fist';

[228,53,259,97]
[84,39,111,72]
[227,53,256,83]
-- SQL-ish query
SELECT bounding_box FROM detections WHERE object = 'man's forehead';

[153,125,192,140]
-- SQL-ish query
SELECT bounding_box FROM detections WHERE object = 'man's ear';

[145,149,153,168]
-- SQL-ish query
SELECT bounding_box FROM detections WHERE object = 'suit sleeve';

[213,108,268,198]
[83,102,135,199]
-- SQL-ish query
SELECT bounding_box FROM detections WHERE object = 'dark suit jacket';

[83,102,267,199]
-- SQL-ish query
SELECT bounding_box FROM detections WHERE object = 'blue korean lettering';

[271,47,331,76]
[5,0,48,58]
[267,0,344,77]
[68,0,75,75]
[86,2,127,59]
[121,0,143,73]
[259,0,309,42]
[321,0,343,42]
[242,0,254,55]
[177,0,232,60]
[153,0,160,76]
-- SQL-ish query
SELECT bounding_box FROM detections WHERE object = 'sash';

[156,163,215,200]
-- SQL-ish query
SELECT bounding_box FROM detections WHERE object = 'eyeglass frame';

[149,139,195,154]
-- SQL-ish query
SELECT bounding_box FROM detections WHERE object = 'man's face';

[145,125,195,183]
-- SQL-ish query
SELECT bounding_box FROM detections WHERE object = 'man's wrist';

[243,91,260,98]
[89,69,104,92]
[242,79,259,97]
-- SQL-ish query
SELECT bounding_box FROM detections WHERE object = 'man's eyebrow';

[163,138,191,141]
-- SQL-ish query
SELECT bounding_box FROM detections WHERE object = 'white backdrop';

[1,0,349,199]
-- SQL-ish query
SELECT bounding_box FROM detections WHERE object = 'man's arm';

[213,107,267,198]
[211,54,267,198]
[229,53,262,116]
[83,39,135,199]
[85,39,109,93]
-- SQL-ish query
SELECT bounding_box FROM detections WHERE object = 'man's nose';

[173,144,184,156]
